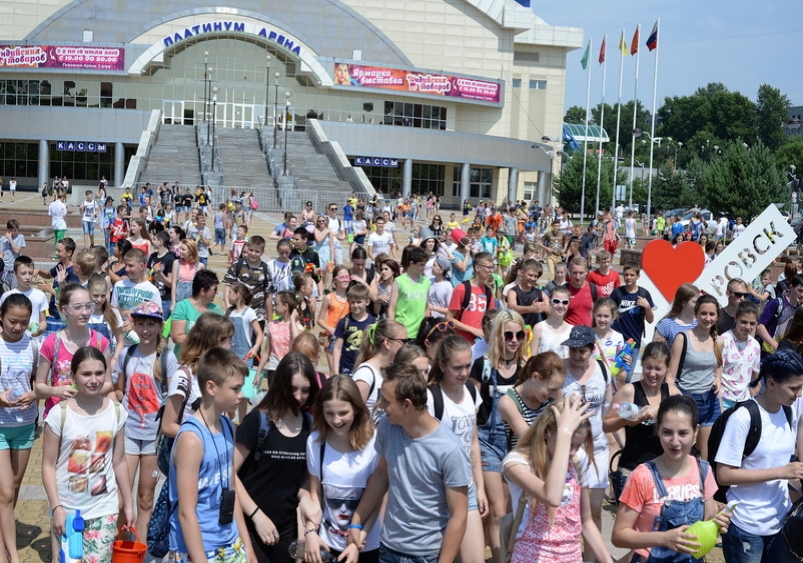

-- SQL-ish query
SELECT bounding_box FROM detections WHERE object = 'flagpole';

[646,18,660,221]
[628,24,641,212]
[595,35,607,217]
[612,30,625,213]
[581,39,592,225]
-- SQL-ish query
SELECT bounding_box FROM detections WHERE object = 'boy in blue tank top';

[169,347,254,562]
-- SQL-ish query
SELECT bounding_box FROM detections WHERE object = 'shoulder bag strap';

[507,493,529,555]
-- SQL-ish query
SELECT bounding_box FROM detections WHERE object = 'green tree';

[564,105,587,124]
[774,138,803,178]
[698,141,785,219]
[755,84,791,151]
[554,153,627,217]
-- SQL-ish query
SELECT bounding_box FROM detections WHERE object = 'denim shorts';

[722,522,797,563]
[82,221,95,235]
[468,482,478,512]
[0,423,35,450]
[125,436,156,456]
[478,425,507,473]
[682,388,721,427]
[379,544,438,563]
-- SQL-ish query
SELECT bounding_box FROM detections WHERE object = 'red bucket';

[112,526,147,563]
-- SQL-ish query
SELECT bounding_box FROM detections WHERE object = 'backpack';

[430,382,479,421]
[251,198,258,211]
[235,256,271,297]
[759,297,786,353]
[460,280,493,314]
[708,400,792,503]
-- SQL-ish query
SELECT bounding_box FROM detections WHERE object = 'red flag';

[599,36,606,64]
[630,25,640,56]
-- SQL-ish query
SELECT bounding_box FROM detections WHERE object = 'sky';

[534,1,803,115]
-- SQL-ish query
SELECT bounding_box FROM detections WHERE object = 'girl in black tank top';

[603,342,679,471]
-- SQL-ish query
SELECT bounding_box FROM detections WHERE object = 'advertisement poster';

[334,63,501,103]
[0,45,125,71]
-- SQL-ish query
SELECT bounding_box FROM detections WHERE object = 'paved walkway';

[0,193,726,562]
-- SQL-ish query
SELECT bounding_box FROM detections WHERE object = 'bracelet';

[249,507,260,519]
[304,528,318,537]
[52,504,63,513]
[348,523,363,530]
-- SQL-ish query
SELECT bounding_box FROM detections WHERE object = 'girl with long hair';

[256,291,305,380]
[471,311,528,563]
[653,283,699,348]
[427,335,487,563]
[613,395,731,563]
[171,239,204,304]
[530,286,573,359]
[127,218,152,257]
[317,265,351,375]
[370,259,399,319]
[87,273,123,350]
[666,294,723,460]
[351,319,407,410]
[303,376,379,563]
[234,352,320,563]
[313,215,335,287]
[415,317,456,361]
[499,351,566,449]
[502,397,610,563]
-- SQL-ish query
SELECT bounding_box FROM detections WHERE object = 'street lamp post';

[203,51,208,123]
[264,55,271,126]
[633,128,662,220]
[674,141,683,171]
[283,92,292,176]
[205,66,214,144]
[272,72,281,149]
[211,87,219,172]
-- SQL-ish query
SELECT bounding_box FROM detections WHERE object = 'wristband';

[52,504,64,514]
[348,523,363,530]
[304,528,318,537]
[249,507,260,519]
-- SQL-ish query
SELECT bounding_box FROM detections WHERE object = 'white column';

[38,140,49,191]
[114,142,125,187]
[507,167,518,203]
[460,162,470,203]
[402,158,412,197]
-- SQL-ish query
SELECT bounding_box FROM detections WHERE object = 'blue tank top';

[169,415,238,552]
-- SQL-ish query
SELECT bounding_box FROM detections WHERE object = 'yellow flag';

[619,31,628,56]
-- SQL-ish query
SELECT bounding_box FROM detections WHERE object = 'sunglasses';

[425,320,456,340]
[552,298,570,305]
[504,330,526,342]
[732,292,749,299]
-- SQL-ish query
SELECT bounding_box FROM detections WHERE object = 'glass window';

[524,181,538,201]
[529,80,547,90]
[512,78,521,88]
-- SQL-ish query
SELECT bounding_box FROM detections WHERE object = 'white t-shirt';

[230,306,257,343]
[267,259,292,293]
[427,280,453,319]
[167,365,200,423]
[426,384,481,455]
[82,200,98,223]
[352,363,382,411]
[0,287,49,333]
[48,200,68,230]
[306,431,381,552]
[471,339,489,362]
[715,398,801,535]
[45,400,127,519]
[111,279,161,346]
[720,331,760,403]
[625,217,636,238]
[367,232,393,256]
[0,335,37,426]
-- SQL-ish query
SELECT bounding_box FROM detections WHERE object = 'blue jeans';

[161,300,172,320]
[378,545,438,563]
[722,522,796,563]
[214,227,226,245]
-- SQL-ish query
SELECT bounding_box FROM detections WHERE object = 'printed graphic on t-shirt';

[67,430,113,496]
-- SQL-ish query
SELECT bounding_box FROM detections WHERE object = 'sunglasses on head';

[425,320,456,340]
[504,330,526,342]
[552,298,570,305]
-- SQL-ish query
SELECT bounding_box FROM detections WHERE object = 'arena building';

[0,0,581,207]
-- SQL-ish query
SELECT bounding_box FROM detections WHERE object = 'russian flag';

[646,20,658,51]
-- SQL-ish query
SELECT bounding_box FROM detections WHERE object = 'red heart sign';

[640,240,705,302]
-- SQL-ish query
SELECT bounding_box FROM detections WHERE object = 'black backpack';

[430,383,479,421]
[708,400,792,503]
[460,280,493,313]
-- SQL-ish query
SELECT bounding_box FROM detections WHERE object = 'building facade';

[0,0,581,206]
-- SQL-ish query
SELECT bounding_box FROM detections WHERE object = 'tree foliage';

[756,84,791,151]
[697,141,786,219]
[564,106,586,124]
[554,153,628,217]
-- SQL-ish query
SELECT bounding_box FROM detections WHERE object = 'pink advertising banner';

[334,63,501,104]
[0,45,125,71]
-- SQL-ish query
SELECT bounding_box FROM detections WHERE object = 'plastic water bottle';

[6,389,21,403]
[288,539,335,563]
[28,321,39,335]
[612,402,641,421]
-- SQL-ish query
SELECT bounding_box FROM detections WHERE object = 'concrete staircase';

[140,125,201,185]
[216,128,273,188]
[284,131,355,196]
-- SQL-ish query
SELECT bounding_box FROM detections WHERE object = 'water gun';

[610,339,636,378]
[59,509,84,563]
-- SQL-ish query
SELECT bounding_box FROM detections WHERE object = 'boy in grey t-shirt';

[348,364,470,562]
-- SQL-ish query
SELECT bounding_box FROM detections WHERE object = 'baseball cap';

[130,301,164,321]
[561,325,596,348]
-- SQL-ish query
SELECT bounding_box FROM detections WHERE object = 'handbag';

[783,495,803,559]
[499,493,528,561]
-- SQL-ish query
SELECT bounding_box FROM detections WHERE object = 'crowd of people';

[0,188,802,563]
